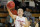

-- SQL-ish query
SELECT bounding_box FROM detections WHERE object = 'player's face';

[18,9,23,16]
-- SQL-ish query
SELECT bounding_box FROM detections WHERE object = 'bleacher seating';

[1,19,6,23]
[0,8,8,27]
[32,14,40,17]
[0,13,8,17]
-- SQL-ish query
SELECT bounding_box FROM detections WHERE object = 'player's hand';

[20,22,23,26]
[7,7,11,11]
[20,22,26,27]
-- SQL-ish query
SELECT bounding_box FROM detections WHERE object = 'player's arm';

[7,8,17,19]
[25,18,29,27]
[35,23,39,27]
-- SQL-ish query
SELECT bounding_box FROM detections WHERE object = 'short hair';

[18,8,23,9]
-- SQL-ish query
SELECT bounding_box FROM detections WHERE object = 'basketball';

[7,1,15,9]
[11,10,17,15]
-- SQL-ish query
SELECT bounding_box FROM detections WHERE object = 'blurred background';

[0,0,40,27]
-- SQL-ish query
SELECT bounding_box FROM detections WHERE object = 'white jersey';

[15,16,25,27]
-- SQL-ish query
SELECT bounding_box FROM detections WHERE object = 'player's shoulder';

[25,17,27,20]
[23,17,27,19]
[16,16,19,18]
[16,16,18,17]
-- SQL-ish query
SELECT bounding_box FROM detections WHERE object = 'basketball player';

[7,8,29,27]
